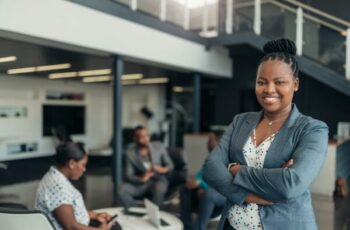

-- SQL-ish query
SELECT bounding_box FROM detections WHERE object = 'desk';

[94,207,183,230]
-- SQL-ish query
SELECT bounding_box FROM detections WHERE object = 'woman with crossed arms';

[203,38,328,230]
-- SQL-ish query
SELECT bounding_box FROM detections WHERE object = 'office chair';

[0,207,55,230]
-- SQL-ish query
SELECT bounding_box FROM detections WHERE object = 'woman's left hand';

[229,164,241,176]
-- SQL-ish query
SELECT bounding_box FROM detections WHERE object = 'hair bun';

[263,38,296,56]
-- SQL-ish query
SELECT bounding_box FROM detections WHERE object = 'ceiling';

[0,36,170,83]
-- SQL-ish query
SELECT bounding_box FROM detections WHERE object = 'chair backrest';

[0,208,55,230]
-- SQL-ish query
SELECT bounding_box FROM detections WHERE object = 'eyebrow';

[257,76,286,80]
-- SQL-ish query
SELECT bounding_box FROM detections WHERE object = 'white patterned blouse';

[228,129,276,230]
[34,166,90,230]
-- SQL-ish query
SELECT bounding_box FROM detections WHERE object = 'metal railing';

[112,0,350,79]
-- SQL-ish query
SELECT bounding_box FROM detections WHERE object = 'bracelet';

[227,162,239,171]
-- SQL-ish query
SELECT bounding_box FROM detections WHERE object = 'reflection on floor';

[1,166,350,230]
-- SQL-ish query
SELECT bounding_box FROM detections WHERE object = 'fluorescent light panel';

[82,75,112,83]
[49,72,77,79]
[122,73,143,80]
[0,56,17,63]
[78,69,111,77]
[8,63,71,75]
[8,67,36,74]
[139,78,169,84]
[36,63,71,72]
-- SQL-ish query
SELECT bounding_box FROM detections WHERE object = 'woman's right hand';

[245,193,273,205]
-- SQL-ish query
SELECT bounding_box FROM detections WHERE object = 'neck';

[56,165,70,179]
[264,104,292,120]
[264,105,292,126]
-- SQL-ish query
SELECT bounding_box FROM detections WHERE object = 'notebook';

[144,198,169,228]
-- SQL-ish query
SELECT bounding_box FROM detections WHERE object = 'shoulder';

[150,141,166,152]
[298,114,328,131]
[231,111,260,125]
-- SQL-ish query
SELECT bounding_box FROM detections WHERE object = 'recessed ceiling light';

[0,56,17,63]
[78,69,111,77]
[139,78,169,84]
[36,63,71,72]
[7,67,36,74]
[122,73,143,80]
[49,72,78,79]
[82,75,112,83]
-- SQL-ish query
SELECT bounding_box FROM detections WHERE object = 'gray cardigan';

[203,105,328,230]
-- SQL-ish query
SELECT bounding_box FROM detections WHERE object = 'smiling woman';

[203,38,329,230]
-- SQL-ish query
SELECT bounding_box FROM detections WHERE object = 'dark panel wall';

[213,45,350,137]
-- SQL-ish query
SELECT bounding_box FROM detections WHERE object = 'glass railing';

[111,0,350,78]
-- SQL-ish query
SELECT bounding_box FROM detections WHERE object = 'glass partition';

[166,0,186,27]
[304,22,346,75]
[232,2,254,33]
[138,0,161,18]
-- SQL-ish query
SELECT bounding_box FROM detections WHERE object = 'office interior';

[0,0,350,229]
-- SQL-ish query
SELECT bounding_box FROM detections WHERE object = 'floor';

[1,166,350,230]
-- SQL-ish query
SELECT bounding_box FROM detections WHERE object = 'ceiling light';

[122,73,143,80]
[173,86,193,93]
[78,69,111,77]
[49,72,77,79]
[82,75,112,83]
[7,67,36,74]
[122,80,138,85]
[36,63,71,72]
[0,56,17,63]
[139,78,169,84]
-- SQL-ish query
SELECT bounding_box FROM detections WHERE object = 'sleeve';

[125,151,142,184]
[233,119,329,201]
[161,145,174,172]
[203,115,250,205]
[45,183,73,212]
[195,169,208,189]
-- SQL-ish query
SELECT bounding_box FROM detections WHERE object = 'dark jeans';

[118,175,168,209]
[180,186,226,230]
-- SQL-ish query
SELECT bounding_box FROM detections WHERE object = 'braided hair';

[55,141,86,166]
[259,38,299,79]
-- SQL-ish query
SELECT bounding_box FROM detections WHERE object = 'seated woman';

[35,141,119,230]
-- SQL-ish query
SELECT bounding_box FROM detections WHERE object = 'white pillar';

[296,7,303,56]
[346,28,350,80]
[130,0,137,11]
[160,0,166,21]
[254,0,261,35]
[226,0,233,34]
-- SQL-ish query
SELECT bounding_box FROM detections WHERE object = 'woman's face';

[69,154,88,180]
[255,59,299,114]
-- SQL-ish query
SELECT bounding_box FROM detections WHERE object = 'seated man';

[118,125,174,209]
[180,130,226,230]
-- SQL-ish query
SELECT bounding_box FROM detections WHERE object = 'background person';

[180,130,226,230]
[35,142,119,230]
[203,38,328,230]
[117,125,174,209]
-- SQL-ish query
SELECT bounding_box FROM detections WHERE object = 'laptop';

[144,198,169,228]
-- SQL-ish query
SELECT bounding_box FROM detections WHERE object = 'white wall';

[0,75,165,161]
[0,0,232,78]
